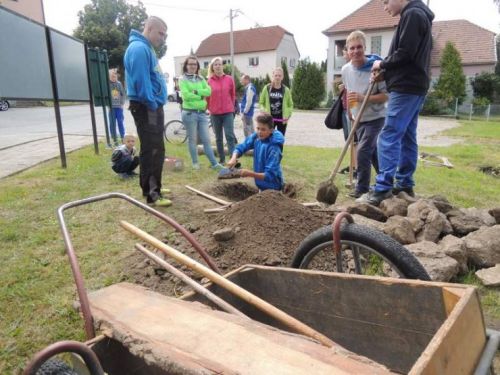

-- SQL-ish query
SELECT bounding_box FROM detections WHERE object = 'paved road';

[0,104,460,178]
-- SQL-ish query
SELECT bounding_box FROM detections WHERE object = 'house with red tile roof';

[174,25,300,79]
[323,0,497,94]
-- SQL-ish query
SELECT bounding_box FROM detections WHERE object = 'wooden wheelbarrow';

[24,193,499,375]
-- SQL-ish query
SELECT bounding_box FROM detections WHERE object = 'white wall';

[276,33,301,78]
[173,55,188,78]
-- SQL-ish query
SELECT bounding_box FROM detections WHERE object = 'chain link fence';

[422,95,500,121]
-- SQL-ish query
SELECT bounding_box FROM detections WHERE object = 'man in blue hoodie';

[360,0,434,206]
[342,30,388,199]
[227,112,284,191]
[124,16,171,207]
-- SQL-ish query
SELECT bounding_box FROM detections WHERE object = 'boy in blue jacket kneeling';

[227,112,284,191]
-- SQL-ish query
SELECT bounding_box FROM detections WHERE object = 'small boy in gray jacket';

[111,134,139,178]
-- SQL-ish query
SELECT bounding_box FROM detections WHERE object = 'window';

[371,36,382,56]
[249,57,259,66]
[203,61,209,68]
[222,59,231,65]
[281,56,287,65]
[289,58,296,68]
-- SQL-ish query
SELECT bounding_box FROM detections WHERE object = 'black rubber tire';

[291,223,431,280]
[0,100,9,111]
[36,358,77,375]
[164,119,187,144]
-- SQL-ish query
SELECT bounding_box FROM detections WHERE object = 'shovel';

[316,79,377,205]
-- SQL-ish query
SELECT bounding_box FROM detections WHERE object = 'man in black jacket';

[358,0,434,206]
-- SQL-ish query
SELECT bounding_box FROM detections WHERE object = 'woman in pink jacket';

[206,57,237,164]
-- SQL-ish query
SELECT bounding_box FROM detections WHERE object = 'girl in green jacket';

[259,67,294,137]
[179,56,222,170]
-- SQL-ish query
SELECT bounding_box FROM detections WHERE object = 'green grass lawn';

[0,120,499,373]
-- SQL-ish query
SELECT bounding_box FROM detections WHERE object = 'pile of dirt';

[123,190,337,295]
[197,190,336,271]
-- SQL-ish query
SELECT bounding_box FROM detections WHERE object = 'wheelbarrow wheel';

[291,223,431,280]
[36,358,77,375]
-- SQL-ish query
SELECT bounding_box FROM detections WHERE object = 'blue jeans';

[181,110,218,166]
[356,118,384,193]
[375,92,425,192]
[211,113,236,163]
[109,107,125,141]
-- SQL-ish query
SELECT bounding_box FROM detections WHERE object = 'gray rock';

[407,217,425,234]
[429,195,454,214]
[346,203,387,222]
[383,216,416,244]
[380,197,409,217]
[439,235,468,274]
[213,227,235,242]
[447,209,484,236]
[463,225,500,268]
[351,214,386,232]
[475,264,500,286]
[489,208,500,224]
[407,199,438,221]
[460,208,497,227]
[418,210,448,243]
[441,218,454,236]
[406,241,460,281]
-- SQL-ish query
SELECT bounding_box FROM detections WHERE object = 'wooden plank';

[185,185,230,205]
[442,287,463,316]
[88,282,395,375]
[409,288,486,375]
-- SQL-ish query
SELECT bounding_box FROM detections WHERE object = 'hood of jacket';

[128,29,149,45]
[269,129,285,146]
[403,0,435,22]
[356,54,383,72]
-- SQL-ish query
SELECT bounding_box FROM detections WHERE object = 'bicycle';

[164,114,214,144]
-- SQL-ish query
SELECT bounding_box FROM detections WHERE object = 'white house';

[323,0,497,94]
[174,25,300,79]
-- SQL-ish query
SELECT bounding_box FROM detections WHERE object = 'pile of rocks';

[342,193,500,284]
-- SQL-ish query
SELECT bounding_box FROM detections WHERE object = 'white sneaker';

[192,163,201,170]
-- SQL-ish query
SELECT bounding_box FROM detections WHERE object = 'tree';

[291,59,325,109]
[434,42,466,104]
[74,0,155,73]
[495,0,500,11]
[281,60,290,88]
[470,72,500,102]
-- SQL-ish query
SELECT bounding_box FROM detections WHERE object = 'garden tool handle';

[121,220,338,349]
[327,79,378,182]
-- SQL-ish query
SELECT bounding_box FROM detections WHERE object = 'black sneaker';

[339,166,350,175]
[355,190,393,206]
[392,186,415,197]
[347,190,364,199]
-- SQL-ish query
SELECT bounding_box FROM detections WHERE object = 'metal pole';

[229,9,235,79]
[487,104,491,121]
[84,45,99,155]
[454,98,458,118]
[95,49,111,147]
[469,103,473,121]
[45,27,67,168]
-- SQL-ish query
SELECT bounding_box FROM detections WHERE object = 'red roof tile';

[431,20,496,67]
[323,0,398,35]
[195,25,293,57]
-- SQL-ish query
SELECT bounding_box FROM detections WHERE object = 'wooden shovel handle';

[121,220,337,348]
[327,78,378,182]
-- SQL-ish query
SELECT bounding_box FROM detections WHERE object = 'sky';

[43,0,500,86]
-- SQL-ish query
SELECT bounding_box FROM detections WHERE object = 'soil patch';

[212,181,258,201]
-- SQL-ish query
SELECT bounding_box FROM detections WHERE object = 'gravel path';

[233,110,461,148]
